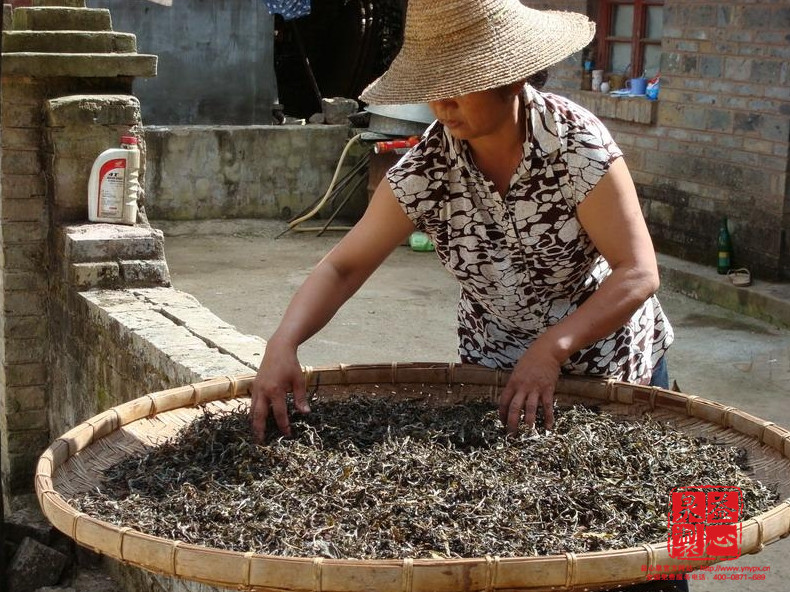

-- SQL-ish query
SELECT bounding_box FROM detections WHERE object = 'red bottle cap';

[120,135,138,145]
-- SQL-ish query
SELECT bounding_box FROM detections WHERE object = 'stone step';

[2,30,137,53]
[33,0,87,6]
[60,224,167,265]
[2,52,157,78]
[12,7,112,32]
[60,225,172,289]
[69,259,172,290]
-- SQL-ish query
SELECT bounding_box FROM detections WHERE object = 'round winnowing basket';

[36,363,790,592]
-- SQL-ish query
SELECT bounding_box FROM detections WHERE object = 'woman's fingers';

[499,387,533,434]
[268,390,292,438]
[250,386,294,443]
[499,383,556,434]
[499,345,561,434]
[520,391,540,431]
[498,386,515,426]
[542,395,555,430]
[250,364,311,444]
[250,384,272,443]
[291,373,311,415]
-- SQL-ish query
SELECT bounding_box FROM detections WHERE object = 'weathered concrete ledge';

[49,286,263,441]
[658,253,790,329]
[82,287,264,375]
[2,52,157,78]
[12,7,111,31]
[46,93,141,126]
[563,90,657,125]
[57,224,170,290]
[2,30,137,53]
[31,0,87,6]
[61,223,165,261]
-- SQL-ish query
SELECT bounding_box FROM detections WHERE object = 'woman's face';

[428,86,519,141]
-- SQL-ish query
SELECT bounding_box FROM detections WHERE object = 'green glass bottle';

[717,217,732,274]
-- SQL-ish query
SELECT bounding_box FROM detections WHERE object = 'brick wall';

[634,1,788,279]
[530,1,790,280]
[0,0,156,498]
[1,76,49,499]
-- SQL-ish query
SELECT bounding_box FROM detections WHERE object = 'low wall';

[144,124,367,221]
[20,220,264,592]
[49,223,265,446]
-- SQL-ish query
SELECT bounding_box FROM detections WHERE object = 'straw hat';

[360,0,595,105]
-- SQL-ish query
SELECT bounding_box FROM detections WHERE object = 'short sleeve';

[561,102,624,204]
[385,122,447,231]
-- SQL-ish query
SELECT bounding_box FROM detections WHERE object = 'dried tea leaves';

[70,397,779,559]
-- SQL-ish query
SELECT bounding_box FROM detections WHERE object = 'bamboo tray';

[36,363,790,591]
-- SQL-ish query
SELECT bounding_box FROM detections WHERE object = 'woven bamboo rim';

[36,363,790,592]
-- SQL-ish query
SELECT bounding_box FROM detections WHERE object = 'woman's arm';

[499,156,659,433]
[251,179,415,442]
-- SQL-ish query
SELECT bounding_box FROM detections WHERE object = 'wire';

[287,133,365,231]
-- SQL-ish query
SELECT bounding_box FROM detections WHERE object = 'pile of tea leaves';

[70,396,779,559]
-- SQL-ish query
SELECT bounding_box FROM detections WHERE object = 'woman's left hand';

[499,342,562,434]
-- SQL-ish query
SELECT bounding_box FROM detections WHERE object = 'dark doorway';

[273,0,405,118]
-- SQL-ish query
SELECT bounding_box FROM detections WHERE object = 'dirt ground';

[157,218,790,592]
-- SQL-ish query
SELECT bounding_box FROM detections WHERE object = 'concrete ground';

[156,218,790,592]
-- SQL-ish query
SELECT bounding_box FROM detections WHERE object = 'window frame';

[596,0,664,79]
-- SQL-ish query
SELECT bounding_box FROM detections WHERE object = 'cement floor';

[157,218,790,592]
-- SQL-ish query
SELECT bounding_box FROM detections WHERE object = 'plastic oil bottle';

[88,135,140,225]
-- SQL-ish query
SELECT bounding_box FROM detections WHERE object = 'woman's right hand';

[249,179,414,443]
[250,337,311,443]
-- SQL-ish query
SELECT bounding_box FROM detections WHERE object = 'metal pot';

[365,103,435,136]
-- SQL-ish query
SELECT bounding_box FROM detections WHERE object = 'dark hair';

[526,69,549,90]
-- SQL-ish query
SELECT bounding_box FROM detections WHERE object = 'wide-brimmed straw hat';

[360,0,595,105]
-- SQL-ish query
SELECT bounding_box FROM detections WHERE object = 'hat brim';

[360,8,595,105]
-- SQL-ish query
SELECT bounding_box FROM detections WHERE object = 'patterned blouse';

[386,86,673,384]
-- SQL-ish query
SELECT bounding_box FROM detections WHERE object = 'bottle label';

[97,158,126,218]
[718,251,731,267]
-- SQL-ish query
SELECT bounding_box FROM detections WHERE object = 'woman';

[251,0,673,442]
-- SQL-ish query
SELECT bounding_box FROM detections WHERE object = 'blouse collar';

[441,85,563,168]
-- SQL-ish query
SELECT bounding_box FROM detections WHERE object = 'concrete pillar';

[45,94,143,223]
